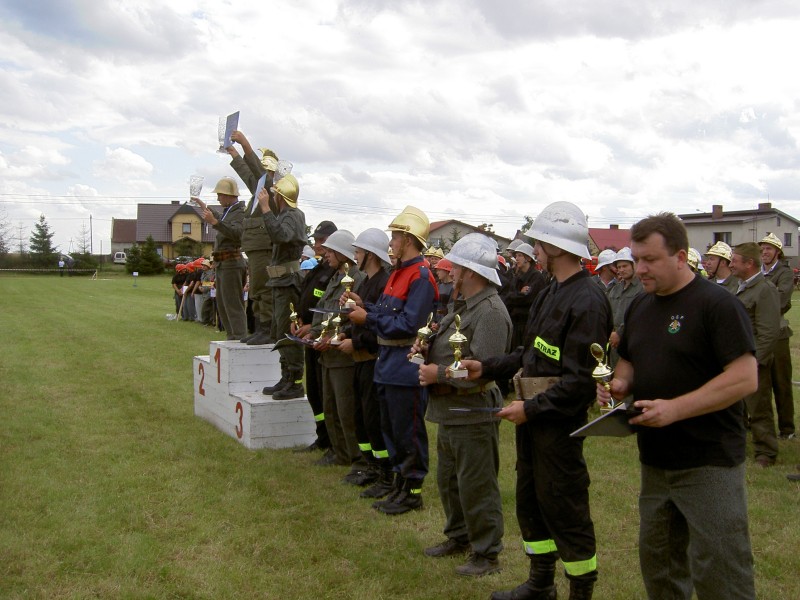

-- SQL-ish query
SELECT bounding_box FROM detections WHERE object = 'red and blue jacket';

[366,255,438,386]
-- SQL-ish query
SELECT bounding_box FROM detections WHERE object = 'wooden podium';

[193,341,315,450]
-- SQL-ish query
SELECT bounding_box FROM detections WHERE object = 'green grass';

[1,273,799,599]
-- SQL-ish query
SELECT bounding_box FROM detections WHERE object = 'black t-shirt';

[171,272,187,288]
[618,275,755,469]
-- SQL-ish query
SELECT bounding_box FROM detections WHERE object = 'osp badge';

[668,314,684,334]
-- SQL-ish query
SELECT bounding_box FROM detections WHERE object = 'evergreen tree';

[29,214,58,267]
[125,243,142,274]
[447,225,462,251]
[140,235,165,274]
[173,237,204,258]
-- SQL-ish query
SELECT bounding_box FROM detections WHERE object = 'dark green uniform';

[212,202,247,339]
[230,151,274,337]
[264,205,306,384]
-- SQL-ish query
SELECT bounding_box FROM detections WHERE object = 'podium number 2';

[235,402,243,438]
[214,347,221,383]
[198,363,205,396]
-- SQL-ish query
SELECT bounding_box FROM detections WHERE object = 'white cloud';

[3,1,800,252]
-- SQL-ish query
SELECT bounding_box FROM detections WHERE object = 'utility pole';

[16,223,27,255]
[90,213,93,255]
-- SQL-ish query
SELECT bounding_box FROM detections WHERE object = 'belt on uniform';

[213,249,241,262]
[513,371,561,400]
[377,336,416,347]
[352,349,378,363]
[266,261,301,277]
[429,381,498,396]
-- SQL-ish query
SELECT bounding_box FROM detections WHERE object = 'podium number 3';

[235,402,243,438]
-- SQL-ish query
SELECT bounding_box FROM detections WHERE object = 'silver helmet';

[445,233,501,286]
[531,201,590,259]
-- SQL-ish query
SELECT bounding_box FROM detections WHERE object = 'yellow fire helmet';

[388,205,429,248]
[424,246,445,259]
[759,232,783,251]
[212,177,240,197]
[271,173,299,207]
[261,155,278,172]
[705,241,732,262]
[687,248,702,271]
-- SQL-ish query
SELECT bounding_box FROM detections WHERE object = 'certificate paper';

[222,111,240,149]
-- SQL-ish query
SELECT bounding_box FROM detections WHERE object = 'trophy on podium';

[446,314,468,379]
[342,263,356,309]
[409,313,434,365]
[590,343,617,411]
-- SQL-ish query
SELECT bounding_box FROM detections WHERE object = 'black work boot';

[272,372,305,400]
[370,473,403,507]
[490,552,557,600]
[378,479,423,515]
[262,371,290,395]
[456,552,501,577]
[361,466,395,499]
[344,464,380,487]
[246,320,275,345]
[424,538,470,558]
[566,573,595,600]
[240,317,260,343]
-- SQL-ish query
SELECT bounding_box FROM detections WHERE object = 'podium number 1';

[214,347,221,383]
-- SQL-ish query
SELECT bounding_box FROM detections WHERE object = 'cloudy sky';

[2,0,800,253]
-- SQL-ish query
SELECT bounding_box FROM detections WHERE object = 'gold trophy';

[329,313,343,346]
[315,313,334,343]
[289,302,299,329]
[409,313,434,365]
[590,343,616,411]
[342,263,356,309]
[446,314,468,379]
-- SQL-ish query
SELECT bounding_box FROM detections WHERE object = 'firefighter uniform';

[760,233,796,439]
[484,201,612,600]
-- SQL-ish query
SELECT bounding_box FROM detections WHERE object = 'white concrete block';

[193,347,316,450]
[208,341,281,386]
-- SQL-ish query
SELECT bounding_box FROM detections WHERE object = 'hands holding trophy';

[189,174,204,208]
[409,313,434,365]
[329,313,343,346]
[342,264,356,309]
[590,343,616,411]
[446,314,468,379]
[315,313,334,344]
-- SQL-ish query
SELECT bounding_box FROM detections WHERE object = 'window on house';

[777,216,782,227]
[182,223,191,234]
[713,232,732,245]
[784,233,792,247]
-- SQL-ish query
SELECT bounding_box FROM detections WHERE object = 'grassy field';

[1,272,799,599]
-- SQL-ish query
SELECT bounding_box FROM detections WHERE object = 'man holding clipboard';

[596,213,757,600]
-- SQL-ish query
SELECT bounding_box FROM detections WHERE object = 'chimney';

[610,224,619,230]
[758,202,772,211]
[712,205,723,219]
